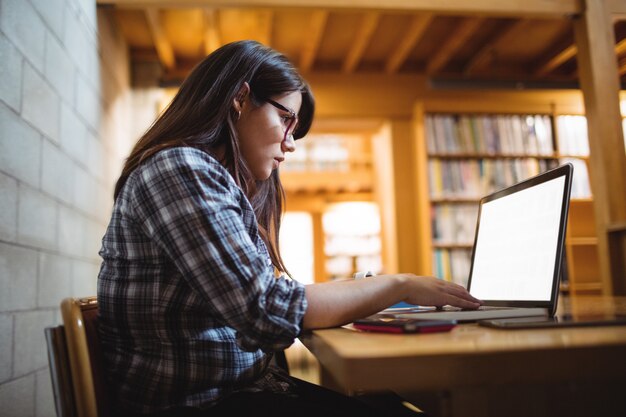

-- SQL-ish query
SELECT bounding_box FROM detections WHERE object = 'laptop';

[391,163,573,323]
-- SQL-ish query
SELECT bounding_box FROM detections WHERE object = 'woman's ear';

[232,82,250,113]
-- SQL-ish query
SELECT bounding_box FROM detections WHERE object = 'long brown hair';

[114,41,315,275]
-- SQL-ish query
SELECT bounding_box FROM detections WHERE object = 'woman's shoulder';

[140,147,230,178]
[150,146,222,169]
[128,146,237,193]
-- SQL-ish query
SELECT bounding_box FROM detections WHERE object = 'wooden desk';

[299,297,626,417]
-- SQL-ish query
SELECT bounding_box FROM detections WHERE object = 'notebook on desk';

[391,163,573,323]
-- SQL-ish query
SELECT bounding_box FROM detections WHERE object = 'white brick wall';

[44,32,75,106]
[59,101,88,163]
[0,314,13,382]
[0,0,46,72]
[37,252,72,309]
[72,166,96,214]
[30,0,66,43]
[0,173,18,242]
[17,185,58,251]
[0,34,22,112]
[0,242,38,312]
[72,259,99,298]
[86,130,106,181]
[0,375,36,417]
[75,73,101,133]
[22,63,60,144]
[41,140,75,205]
[58,205,85,258]
[0,1,133,415]
[13,310,56,377]
[0,102,43,188]
[35,368,55,417]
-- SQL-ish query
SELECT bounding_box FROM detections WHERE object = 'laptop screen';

[469,175,567,301]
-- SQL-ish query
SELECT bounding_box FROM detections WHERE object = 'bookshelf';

[281,133,382,282]
[554,115,599,294]
[281,133,374,194]
[323,202,383,280]
[564,198,601,294]
[424,112,599,293]
[425,113,557,286]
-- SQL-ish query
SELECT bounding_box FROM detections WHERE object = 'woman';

[97,40,481,417]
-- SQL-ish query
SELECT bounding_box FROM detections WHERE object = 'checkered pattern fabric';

[97,147,307,413]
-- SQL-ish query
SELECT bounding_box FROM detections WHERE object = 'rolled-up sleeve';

[129,148,307,351]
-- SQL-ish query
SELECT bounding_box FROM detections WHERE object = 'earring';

[236,111,241,121]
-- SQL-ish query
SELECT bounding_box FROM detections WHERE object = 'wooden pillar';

[372,119,427,275]
[388,119,421,274]
[573,0,626,294]
[372,124,399,274]
[311,211,327,282]
[413,103,433,276]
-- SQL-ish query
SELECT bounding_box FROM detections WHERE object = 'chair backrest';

[45,325,77,417]
[58,297,111,417]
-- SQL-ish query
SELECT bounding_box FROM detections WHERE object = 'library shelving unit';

[554,105,626,294]
[280,133,382,282]
[423,110,600,294]
[555,115,600,295]
[280,133,374,194]
[425,113,559,286]
[322,202,383,280]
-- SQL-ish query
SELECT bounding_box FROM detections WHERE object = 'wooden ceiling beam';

[386,13,433,74]
[533,34,577,76]
[343,12,380,73]
[254,10,274,46]
[98,0,581,17]
[613,35,626,77]
[426,17,485,75]
[464,18,529,75]
[259,10,273,47]
[300,10,328,73]
[145,8,176,70]
[538,35,626,78]
[618,36,626,75]
[615,37,626,56]
[217,9,273,47]
[618,55,626,76]
[203,9,221,55]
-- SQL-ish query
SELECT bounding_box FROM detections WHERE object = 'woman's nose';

[282,134,296,153]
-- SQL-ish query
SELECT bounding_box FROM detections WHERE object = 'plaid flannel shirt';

[97,147,307,413]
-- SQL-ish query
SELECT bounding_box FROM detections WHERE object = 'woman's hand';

[389,274,483,309]
[303,273,483,330]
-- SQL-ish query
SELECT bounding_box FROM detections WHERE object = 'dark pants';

[126,377,424,417]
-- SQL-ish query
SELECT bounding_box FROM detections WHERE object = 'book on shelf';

[553,115,592,198]
[556,115,589,157]
[426,114,554,156]
[428,159,558,199]
[282,135,350,172]
[433,248,472,287]
[425,112,598,294]
[322,202,382,280]
[560,157,592,198]
[431,204,478,245]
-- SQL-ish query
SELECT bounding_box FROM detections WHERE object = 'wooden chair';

[45,297,293,417]
[45,297,111,417]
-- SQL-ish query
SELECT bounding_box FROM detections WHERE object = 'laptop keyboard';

[442,306,512,312]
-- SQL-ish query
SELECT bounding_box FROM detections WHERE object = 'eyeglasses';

[266,99,299,142]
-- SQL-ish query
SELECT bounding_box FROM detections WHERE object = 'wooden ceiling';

[99,3,626,86]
